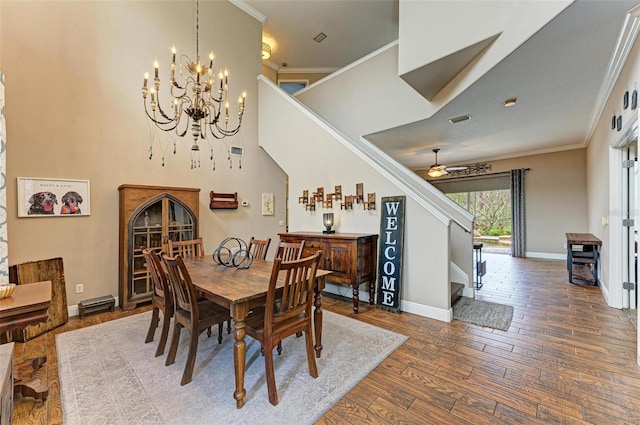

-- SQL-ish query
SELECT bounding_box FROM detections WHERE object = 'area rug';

[453,297,513,330]
[56,310,407,425]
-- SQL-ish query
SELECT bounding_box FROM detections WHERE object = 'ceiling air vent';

[313,32,327,43]
[448,114,472,124]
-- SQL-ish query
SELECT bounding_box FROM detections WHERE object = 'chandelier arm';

[211,119,243,138]
[143,103,178,128]
[153,94,176,122]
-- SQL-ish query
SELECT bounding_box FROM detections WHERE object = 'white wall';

[296,44,436,142]
[259,78,470,319]
[1,1,287,306]
[398,0,571,100]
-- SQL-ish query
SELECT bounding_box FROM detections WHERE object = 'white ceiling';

[242,0,639,170]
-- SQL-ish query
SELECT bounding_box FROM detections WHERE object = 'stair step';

[451,282,465,306]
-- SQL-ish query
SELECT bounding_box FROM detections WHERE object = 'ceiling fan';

[427,148,468,178]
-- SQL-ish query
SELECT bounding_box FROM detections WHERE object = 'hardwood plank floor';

[11,253,640,424]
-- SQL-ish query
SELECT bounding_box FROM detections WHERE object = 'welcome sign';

[376,196,405,313]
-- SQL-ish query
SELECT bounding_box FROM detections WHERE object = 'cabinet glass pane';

[134,200,163,228]
[168,200,195,242]
[132,276,150,297]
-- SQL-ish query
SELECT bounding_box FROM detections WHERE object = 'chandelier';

[142,0,246,169]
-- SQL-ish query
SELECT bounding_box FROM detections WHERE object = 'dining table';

[182,256,331,409]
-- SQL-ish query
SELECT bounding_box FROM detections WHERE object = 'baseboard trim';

[323,283,451,322]
[401,300,452,322]
[526,251,565,260]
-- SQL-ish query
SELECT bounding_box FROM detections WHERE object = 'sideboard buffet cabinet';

[118,185,200,311]
[278,232,378,313]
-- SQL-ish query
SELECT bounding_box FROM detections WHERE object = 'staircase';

[451,282,465,307]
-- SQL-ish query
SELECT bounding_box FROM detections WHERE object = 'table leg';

[352,284,359,314]
[313,276,325,358]
[567,243,574,283]
[369,279,375,305]
[231,303,249,409]
[14,355,49,400]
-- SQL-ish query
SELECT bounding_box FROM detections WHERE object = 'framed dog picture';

[17,177,90,217]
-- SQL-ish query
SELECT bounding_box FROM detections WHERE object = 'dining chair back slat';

[249,237,271,260]
[275,240,305,261]
[168,237,205,259]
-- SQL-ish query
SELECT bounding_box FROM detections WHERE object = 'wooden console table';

[566,233,602,286]
[0,281,52,401]
[279,232,378,313]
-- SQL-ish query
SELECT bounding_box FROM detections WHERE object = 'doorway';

[446,189,511,254]
[610,116,638,311]
[431,173,513,256]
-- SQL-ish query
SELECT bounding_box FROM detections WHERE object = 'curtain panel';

[510,169,526,257]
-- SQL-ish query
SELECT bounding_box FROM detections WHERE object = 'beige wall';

[489,149,587,256]
[417,149,588,257]
[261,64,277,83]
[1,1,287,307]
[587,22,640,305]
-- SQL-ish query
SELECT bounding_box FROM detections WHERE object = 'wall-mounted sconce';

[363,193,376,210]
[355,183,364,203]
[298,190,309,204]
[323,213,335,234]
[334,185,342,200]
[341,195,353,210]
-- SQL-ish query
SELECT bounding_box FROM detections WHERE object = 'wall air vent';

[448,114,472,124]
[229,145,244,157]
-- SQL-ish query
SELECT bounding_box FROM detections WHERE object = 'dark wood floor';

[12,253,640,424]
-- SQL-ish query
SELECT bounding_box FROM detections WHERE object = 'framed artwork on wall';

[17,177,90,217]
[262,193,274,216]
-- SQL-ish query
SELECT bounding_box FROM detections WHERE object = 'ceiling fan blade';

[446,166,468,171]
[430,164,447,172]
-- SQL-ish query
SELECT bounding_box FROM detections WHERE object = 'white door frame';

[609,116,637,307]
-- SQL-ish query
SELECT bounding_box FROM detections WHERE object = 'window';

[432,174,512,252]
[278,79,308,95]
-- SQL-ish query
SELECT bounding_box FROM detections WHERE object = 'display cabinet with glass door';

[118,185,200,310]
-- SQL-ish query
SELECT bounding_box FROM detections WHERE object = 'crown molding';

[262,60,279,72]
[228,0,266,23]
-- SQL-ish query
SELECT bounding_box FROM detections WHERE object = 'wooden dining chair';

[224,237,271,334]
[168,237,205,258]
[142,248,173,357]
[248,237,271,260]
[274,240,305,261]
[161,253,230,386]
[244,251,322,405]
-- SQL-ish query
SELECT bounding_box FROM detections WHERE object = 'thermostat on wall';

[229,145,244,157]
